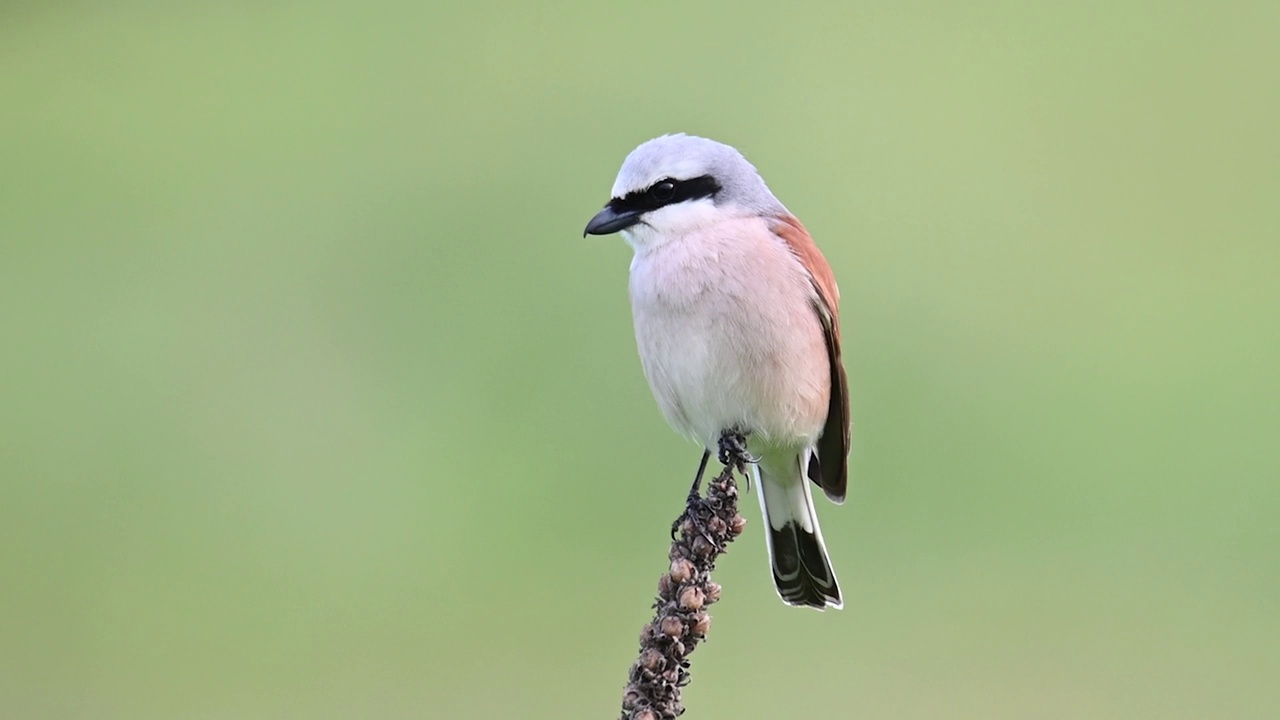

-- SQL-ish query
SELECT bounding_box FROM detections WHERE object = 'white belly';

[628,217,830,452]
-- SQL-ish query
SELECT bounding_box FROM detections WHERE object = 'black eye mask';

[607,175,722,215]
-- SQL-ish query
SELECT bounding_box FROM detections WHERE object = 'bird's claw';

[670,491,721,549]
[670,431,753,542]
[717,431,756,470]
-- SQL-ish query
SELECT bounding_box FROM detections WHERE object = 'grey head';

[583,134,788,237]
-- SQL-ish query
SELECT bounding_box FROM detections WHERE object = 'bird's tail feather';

[753,455,842,610]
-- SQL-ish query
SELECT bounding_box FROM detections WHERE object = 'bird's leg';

[671,450,712,539]
[688,449,711,502]
[671,431,753,544]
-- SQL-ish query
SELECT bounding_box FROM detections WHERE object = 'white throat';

[620,199,752,253]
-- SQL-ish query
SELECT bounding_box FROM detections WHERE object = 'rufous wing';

[771,214,850,503]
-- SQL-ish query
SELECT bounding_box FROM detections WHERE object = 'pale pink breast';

[629,216,829,450]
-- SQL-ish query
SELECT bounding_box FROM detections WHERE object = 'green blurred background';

[2,2,1277,718]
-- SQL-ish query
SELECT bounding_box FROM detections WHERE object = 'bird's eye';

[649,180,676,202]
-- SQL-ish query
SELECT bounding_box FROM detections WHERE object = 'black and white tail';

[753,454,842,610]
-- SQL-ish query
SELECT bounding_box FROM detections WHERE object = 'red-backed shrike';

[585,134,850,610]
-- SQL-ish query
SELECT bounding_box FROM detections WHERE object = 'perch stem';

[619,431,751,720]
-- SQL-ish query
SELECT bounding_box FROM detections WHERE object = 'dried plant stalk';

[619,433,750,720]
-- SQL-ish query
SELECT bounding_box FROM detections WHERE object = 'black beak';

[583,206,641,237]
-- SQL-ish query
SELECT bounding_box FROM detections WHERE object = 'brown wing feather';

[771,214,850,503]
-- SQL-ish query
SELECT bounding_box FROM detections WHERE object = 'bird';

[584,134,849,610]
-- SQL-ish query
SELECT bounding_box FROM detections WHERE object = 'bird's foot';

[717,430,755,492]
[671,430,753,544]
[671,485,715,542]
[671,450,712,540]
